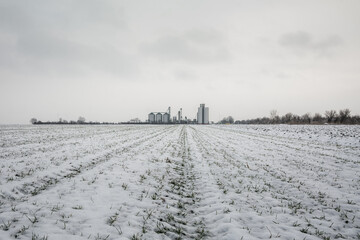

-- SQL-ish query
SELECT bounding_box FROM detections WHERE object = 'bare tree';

[339,109,351,124]
[30,118,37,124]
[219,116,234,124]
[325,110,337,123]
[77,116,86,124]
[283,113,293,123]
[235,108,356,125]
[270,110,280,124]
[313,113,323,123]
[350,115,360,124]
[301,113,312,124]
[270,110,278,119]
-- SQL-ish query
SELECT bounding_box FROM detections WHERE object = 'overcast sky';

[1,0,360,124]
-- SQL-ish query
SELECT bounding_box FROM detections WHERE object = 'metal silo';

[156,113,162,123]
[148,113,155,123]
[162,113,170,123]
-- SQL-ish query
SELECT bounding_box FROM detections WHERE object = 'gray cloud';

[184,29,224,45]
[0,0,133,78]
[0,0,125,33]
[279,31,342,56]
[0,32,138,78]
[141,29,231,63]
[174,69,198,81]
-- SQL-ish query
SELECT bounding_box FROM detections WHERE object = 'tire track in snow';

[138,126,211,240]
[187,126,252,239]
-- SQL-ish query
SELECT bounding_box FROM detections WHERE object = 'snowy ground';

[0,124,359,240]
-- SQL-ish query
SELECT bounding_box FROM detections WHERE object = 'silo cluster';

[148,107,171,124]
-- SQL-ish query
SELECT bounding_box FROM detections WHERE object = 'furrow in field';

[0,125,153,169]
[197,126,358,204]
[201,126,359,194]
[185,126,256,239]
[192,126,359,239]
[0,125,181,239]
[0,126,176,208]
[211,125,360,161]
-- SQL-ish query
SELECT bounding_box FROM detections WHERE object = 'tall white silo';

[204,107,209,124]
[197,103,209,124]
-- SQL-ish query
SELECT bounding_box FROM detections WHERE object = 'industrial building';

[178,108,182,123]
[197,104,209,124]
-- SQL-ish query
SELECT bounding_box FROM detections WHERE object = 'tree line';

[219,116,235,124]
[30,117,122,125]
[30,117,154,125]
[232,109,360,125]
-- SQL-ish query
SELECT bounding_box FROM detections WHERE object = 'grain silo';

[197,104,209,124]
[148,113,155,123]
[156,113,162,123]
[162,113,170,123]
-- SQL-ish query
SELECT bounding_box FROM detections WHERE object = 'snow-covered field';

[0,124,359,240]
